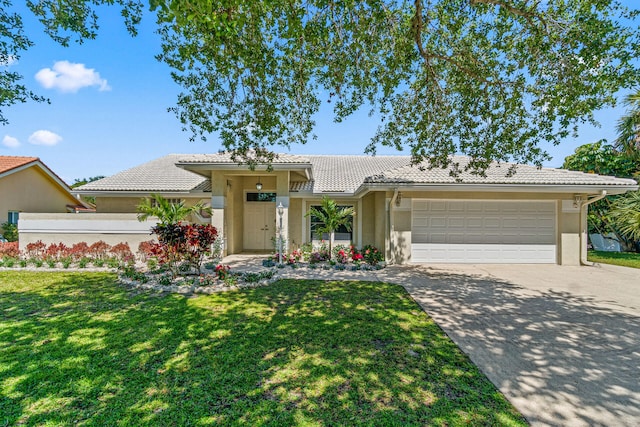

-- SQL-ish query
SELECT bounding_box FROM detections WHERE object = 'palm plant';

[609,190,640,243]
[137,194,210,225]
[615,90,640,161]
[305,196,354,258]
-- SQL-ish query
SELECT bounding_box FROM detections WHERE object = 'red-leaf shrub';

[111,242,133,262]
[0,242,19,258]
[151,222,218,276]
[137,240,157,261]
[89,241,111,260]
[70,242,90,261]
[24,241,47,259]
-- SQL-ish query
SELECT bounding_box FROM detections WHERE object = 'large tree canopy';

[4,1,640,172]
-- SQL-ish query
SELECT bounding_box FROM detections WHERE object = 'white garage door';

[411,200,556,263]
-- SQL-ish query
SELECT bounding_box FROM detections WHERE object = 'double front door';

[243,202,276,251]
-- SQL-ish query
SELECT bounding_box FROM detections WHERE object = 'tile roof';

[293,155,410,193]
[365,156,638,186]
[77,154,211,192]
[77,153,637,194]
[0,156,38,174]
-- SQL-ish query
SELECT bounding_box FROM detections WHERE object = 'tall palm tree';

[615,90,640,161]
[137,194,210,225]
[305,196,354,258]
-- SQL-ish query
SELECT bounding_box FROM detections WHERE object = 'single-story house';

[0,156,91,229]
[74,152,638,265]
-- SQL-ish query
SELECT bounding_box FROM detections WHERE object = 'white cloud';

[35,60,111,93]
[28,130,62,146]
[2,135,20,148]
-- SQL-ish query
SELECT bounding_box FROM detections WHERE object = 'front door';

[243,202,276,250]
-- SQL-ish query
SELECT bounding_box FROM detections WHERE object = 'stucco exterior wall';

[95,196,207,213]
[0,166,78,222]
[379,191,586,265]
[18,213,157,251]
[289,198,302,249]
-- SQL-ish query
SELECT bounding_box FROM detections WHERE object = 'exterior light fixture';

[256,179,262,191]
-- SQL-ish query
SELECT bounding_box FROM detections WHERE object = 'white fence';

[18,213,157,251]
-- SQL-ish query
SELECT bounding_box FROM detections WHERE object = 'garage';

[411,199,556,263]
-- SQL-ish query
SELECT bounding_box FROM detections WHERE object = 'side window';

[309,205,353,241]
[8,211,19,225]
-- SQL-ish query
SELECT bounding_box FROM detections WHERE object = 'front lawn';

[0,272,526,426]
[588,250,640,269]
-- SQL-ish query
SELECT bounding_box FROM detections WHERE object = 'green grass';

[588,250,640,269]
[0,272,526,426]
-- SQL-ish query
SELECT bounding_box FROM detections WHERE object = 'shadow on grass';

[0,271,525,426]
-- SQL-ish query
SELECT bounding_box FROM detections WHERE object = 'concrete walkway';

[223,256,640,426]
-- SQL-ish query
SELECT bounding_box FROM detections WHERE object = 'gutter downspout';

[389,189,399,265]
[580,190,607,266]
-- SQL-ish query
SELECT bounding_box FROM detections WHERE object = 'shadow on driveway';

[378,265,640,427]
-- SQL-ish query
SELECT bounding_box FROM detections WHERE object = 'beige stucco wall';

[289,198,303,249]
[382,191,585,265]
[96,196,206,213]
[0,166,78,221]
[18,213,157,252]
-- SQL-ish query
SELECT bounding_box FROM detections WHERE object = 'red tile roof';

[0,156,38,174]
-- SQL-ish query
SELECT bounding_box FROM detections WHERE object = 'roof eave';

[176,161,313,178]
[73,190,212,198]
[354,182,639,197]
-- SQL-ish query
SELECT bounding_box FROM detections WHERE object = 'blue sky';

[0,3,634,183]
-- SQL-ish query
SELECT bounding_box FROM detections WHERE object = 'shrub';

[137,240,157,261]
[70,242,90,261]
[111,243,134,262]
[24,241,46,259]
[0,242,19,258]
[333,245,349,264]
[151,223,218,276]
[214,264,230,280]
[89,241,111,260]
[1,222,18,242]
[362,244,384,265]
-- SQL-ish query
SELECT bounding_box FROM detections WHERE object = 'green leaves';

[155,0,640,172]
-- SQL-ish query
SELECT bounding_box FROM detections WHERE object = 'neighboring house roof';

[76,154,211,193]
[0,155,92,209]
[75,152,638,196]
[0,156,39,175]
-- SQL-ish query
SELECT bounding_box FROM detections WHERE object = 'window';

[7,211,19,225]
[309,205,353,242]
[246,192,276,202]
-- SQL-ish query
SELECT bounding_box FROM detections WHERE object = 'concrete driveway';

[376,263,640,427]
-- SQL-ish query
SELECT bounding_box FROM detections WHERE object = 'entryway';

[243,202,276,251]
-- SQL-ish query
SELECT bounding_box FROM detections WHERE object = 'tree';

[562,140,637,179]
[0,0,142,125]
[615,90,640,161]
[4,1,640,173]
[306,196,354,259]
[153,0,640,172]
[71,176,106,188]
[610,191,640,245]
[137,193,210,226]
[562,141,639,251]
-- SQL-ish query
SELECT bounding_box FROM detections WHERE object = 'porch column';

[276,196,289,253]
[211,195,226,256]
